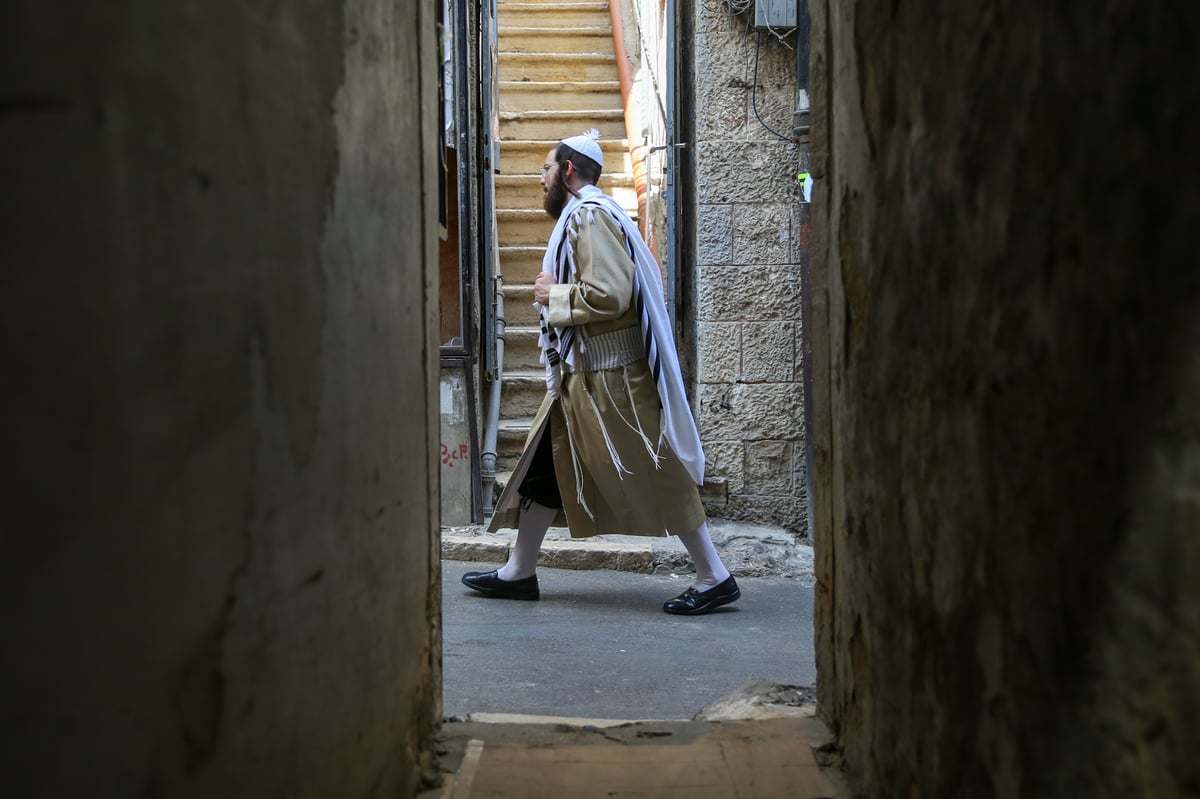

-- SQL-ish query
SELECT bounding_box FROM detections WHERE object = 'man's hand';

[533,271,556,305]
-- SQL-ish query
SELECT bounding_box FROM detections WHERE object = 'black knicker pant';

[518,427,564,510]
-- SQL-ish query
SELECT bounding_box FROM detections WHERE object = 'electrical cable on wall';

[720,0,797,141]
[752,28,796,143]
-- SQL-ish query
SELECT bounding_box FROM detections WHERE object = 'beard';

[542,170,570,219]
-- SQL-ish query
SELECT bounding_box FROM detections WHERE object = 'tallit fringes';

[560,410,594,519]
[598,366,662,469]
[622,366,664,468]
[582,382,633,480]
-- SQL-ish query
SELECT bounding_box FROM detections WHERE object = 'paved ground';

[442,560,816,721]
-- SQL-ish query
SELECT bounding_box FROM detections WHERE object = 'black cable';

[752,28,795,143]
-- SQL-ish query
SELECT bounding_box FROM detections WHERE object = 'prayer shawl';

[535,185,705,486]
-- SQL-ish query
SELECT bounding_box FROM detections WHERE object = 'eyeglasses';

[539,163,554,176]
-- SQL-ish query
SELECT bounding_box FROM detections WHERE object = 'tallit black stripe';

[554,232,570,283]
[635,290,653,356]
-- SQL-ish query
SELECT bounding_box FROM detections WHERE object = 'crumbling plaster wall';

[2,1,440,796]
[809,1,1199,797]
[692,1,809,532]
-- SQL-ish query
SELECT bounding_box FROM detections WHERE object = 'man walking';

[463,130,739,615]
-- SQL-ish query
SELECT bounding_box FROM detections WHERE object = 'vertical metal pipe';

[480,280,504,518]
[479,0,499,380]
[665,0,677,330]
[478,0,503,519]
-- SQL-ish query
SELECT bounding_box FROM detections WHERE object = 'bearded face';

[542,158,570,220]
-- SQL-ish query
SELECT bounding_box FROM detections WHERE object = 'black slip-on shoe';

[662,575,740,615]
[461,570,540,601]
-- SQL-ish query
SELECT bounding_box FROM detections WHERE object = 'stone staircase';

[491,0,638,500]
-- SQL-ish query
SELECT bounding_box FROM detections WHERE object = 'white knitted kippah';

[560,128,604,168]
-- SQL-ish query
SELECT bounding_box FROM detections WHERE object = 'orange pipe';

[608,0,658,260]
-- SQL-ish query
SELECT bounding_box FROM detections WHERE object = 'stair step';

[504,324,542,339]
[498,25,611,35]
[501,369,551,417]
[499,51,618,82]
[502,326,544,369]
[496,206,641,249]
[498,26,614,55]
[499,0,610,7]
[498,1,612,27]
[495,172,638,209]
[494,174,547,207]
[499,108,625,140]
[497,416,536,457]
[497,439,532,461]
[498,244,546,279]
[497,208,556,245]
[502,284,541,326]
[498,138,632,175]
[499,1,611,8]
[499,81,622,113]
[503,368,550,384]
[492,169,636,186]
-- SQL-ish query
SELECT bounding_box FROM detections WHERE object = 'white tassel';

[624,367,662,467]
[603,367,662,468]
[560,408,593,519]
[582,382,632,480]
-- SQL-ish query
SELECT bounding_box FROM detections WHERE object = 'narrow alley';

[7,0,1195,798]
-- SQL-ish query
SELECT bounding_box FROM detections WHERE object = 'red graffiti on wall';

[441,442,469,467]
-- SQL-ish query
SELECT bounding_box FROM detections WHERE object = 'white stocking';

[677,522,731,590]
[497,500,556,581]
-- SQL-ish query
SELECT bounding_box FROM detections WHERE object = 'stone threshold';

[441,530,687,574]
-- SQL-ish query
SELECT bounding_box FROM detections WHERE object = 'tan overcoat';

[488,205,705,538]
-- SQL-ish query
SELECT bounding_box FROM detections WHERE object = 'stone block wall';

[691,2,809,532]
[2,1,441,795]
[809,0,1199,796]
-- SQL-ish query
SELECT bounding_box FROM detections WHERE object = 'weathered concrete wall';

[809,1,1199,796]
[691,3,809,532]
[2,1,440,796]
